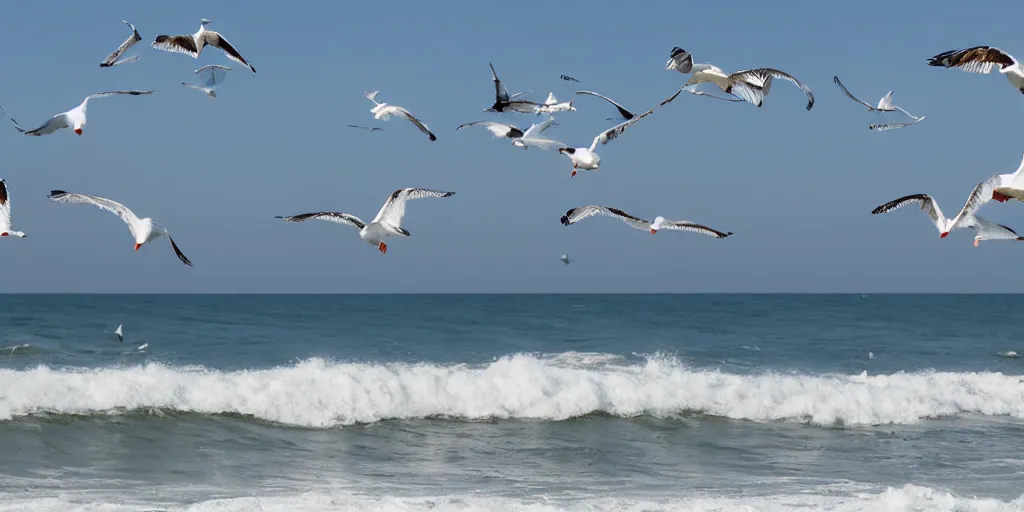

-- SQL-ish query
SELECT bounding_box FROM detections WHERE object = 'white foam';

[0,485,1022,512]
[1,354,1023,428]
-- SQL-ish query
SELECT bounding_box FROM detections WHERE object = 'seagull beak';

[650,229,657,235]
[939,232,949,238]
[134,243,141,251]
[74,128,82,135]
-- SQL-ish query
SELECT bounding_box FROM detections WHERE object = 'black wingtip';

[274,216,284,219]
[48,190,67,198]
[724,232,735,237]
[443,191,455,197]
[99,63,111,68]
[560,215,571,226]
[429,133,437,141]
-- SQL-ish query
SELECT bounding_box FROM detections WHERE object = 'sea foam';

[1,353,1022,428]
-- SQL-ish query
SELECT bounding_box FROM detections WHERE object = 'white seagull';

[152,19,255,74]
[535,93,576,114]
[870,193,979,238]
[557,88,682,176]
[0,179,26,238]
[833,76,925,130]
[115,324,124,343]
[560,254,572,265]
[963,216,1024,247]
[100,20,142,67]
[182,64,232,99]
[47,191,193,266]
[683,58,814,110]
[485,63,541,113]
[366,91,437,141]
[0,91,153,136]
[275,188,455,255]
[511,117,562,150]
[560,206,734,238]
[927,46,1024,95]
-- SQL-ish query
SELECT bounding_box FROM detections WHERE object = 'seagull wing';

[195,64,232,87]
[871,194,950,233]
[167,237,193,267]
[490,63,510,103]
[589,88,682,151]
[575,90,636,120]
[927,46,1018,74]
[100,20,143,67]
[372,188,455,227]
[392,107,437,141]
[947,176,1004,228]
[276,212,366,230]
[559,206,650,231]
[869,122,917,131]
[202,31,255,73]
[152,34,200,57]
[730,68,815,110]
[659,220,734,238]
[522,116,556,139]
[0,180,11,232]
[832,76,876,110]
[681,85,744,102]
[456,120,522,138]
[47,190,142,239]
[86,90,155,101]
[14,113,68,136]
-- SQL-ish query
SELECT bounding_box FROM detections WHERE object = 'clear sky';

[2,0,1023,293]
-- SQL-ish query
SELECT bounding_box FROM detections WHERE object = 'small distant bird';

[560,254,572,265]
[47,191,193,266]
[560,206,734,238]
[100,20,142,67]
[182,64,232,99]
[152,19,255,74]
[833,76,924,131]
[276,188,455,255]
[926,46,1024,95]
[348,125,384,132]
[0,179,27,238]
[560,74,580,83]
[681,54,814,110]
[535,93,576,114]
[365,91,436,141]
[485,63,541,113]
[665,47,694,74]
[0,91,153,136]
[557,88,682,176]
[115,324,124,343]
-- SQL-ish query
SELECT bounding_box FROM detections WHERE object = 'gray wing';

[18,114,69,136]
[869,122,917,131]
[195,64,232,87]
[47,190,141,237]
[100,20,142,67]
[870,193,949,233]
[152,34,200,57]
[87,90,155,101]
[456,120,521,138]
[833,76,877,110]
[589,88,682,151]
[490,63,510,103]
[203,32,255,73]
[681,85,744,102]
[372,188,455,226]
[275,211,366,230]
[393,108,437,141]
[659,220,734,238]
[575,90,636,119]
[730,68,815,110]
[559,205,650,231]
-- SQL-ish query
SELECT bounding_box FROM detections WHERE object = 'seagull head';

[200,19,212,26]
[650,216,666,235]
[74,127,82,136]
[134,243,142,251]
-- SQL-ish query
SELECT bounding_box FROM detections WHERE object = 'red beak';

[134,243,141,251]
[74,128,82,135]
[939,232,949,238]
[650,229,657,235]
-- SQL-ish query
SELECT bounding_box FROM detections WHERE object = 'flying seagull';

[557,88,682,176]
[366,91,436,141]
[276,188,455,255]
[485,63,542,113]
[100,20,142,67]
[0,91,153,136]
[560,206,733,238]
[152,19,255,73]
[456,120,527,139]
[560,74,580,83]
[182,64,232,99]
[926,46,1024,95]
[560,254,573,265]
[682,55,814,110]
[833,76,924,130]
[458,117,558,149]
[115,324,124,343]
[0,179,27,238]
[511,116,562,150]
[871,193,1024,246]
[47,191,193,266]
[535,93,576,114]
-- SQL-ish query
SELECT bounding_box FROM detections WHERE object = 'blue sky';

[2,0,1023,292]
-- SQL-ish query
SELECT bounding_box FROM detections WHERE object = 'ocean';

[1,294,1023,511]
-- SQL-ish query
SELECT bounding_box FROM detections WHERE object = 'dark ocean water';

[1,294,1023,511]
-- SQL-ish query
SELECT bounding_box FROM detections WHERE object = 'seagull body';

[115,324,124,343]
[182,64,232,99]
[557,88,682,176]
[963,216,1024,246]
[926,46,1024,94]
[485,63,541,113]
[47,191,193,266]
[833,76,924,130]
[100,20,142,67]
[152,19,255,74]
[560,254,572,265]
[535,93,576,114]
[684,61,814,110]
[366,91,436,141]
[276,188,455,254]
[0,180,26,238]
[560,206,733,238]
[0,91,153,136]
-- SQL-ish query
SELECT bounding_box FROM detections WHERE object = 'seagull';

[870,194,978,238]
[683,58,814,110]
[456,120,526,139]
[666,47,695,74]
[560,206,734,238]
[0,91,153,136]
[560,75,580,83]
[557,88,682,176]
[574,91,637,121]
[535,93,576,114]
[511,117,563,150]
[115,324,124,343]
[152,19,255,74]
[348,125,384,132]
[275,188,455,255]
[0,180,26,238]
[962,216,1024,247]
[560,254,572,265]
[366,91,436,141]
[833,76,925,130]
[926,46,1024,95]
[485,63,541,113]
[47,191,193,266]
[100,20,142,67]
[182,64,232,99]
